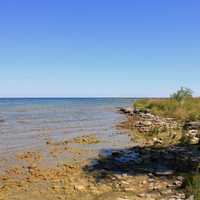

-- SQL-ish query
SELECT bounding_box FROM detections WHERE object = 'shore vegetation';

[132,87,200,199]
[134,87,200,122]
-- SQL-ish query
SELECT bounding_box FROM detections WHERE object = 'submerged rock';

[0,119,5,123]
[72,134,100,144]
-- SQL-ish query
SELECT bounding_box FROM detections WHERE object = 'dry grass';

[134,98,200,122]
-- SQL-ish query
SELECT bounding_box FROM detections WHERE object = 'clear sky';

[0,0,200,97]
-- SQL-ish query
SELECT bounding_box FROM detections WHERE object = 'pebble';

[186,195,194,200]
[161,189,173,195]
[137,193,146,197]
[74,184,86,191]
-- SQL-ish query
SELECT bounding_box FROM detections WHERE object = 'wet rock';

[72,134,100,144]
[184,121,200,130]
[46,139,53,145]
[16,151,42,163]
[154,170,175,176]
[189,137,199,144]
[117,107,134,115]
[0,119,5,123]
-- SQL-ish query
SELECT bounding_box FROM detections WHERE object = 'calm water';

[0,98,134,154]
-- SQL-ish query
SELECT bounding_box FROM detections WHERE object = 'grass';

[133,92,200,199]
[185,173,200,200]
[134,97,200,122]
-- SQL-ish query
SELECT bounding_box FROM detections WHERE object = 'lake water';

[0,98,135,155]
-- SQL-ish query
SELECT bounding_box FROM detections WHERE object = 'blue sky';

[0,0,200,97]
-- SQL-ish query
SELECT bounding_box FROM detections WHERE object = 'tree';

[170,87,193,103]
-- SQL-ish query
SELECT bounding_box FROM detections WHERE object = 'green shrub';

[170,87,193,103]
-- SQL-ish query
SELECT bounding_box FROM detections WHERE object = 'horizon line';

[0,96,169,99]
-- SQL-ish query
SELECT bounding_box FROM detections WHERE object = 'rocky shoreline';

[118,107,200,145]
[0,107,200,200]
[114,106,200,199]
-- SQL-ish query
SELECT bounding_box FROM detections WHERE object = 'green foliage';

[133,90,200,122]
[170,87,193,103]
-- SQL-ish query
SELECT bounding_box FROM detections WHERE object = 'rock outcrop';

[118,107,179,134]
[183,122,200,144]
[184,121,200,130]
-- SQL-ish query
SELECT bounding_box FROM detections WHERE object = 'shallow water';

[0,98,135,155]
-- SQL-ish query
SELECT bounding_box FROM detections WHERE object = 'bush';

[170,87,193,103]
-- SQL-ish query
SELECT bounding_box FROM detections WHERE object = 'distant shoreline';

[0,97,170,100]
